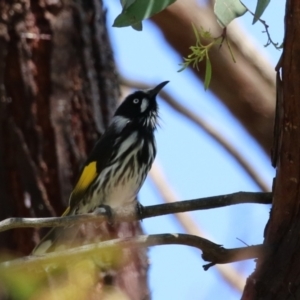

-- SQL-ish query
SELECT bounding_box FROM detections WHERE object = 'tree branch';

[0,192,271,232]
[149,163,264,292]
[241,4,282,49]
[0,233,268,272]
[142,191,271,218]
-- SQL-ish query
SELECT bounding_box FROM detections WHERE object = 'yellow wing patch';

[72,161,98,197]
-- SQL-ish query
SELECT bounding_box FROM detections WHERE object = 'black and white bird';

[32,81,169,255]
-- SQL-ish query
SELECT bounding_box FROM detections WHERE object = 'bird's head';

[113,81,169,131]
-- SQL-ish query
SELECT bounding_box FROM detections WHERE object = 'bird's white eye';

[133,98,139,104]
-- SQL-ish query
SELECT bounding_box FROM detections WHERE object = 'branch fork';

[0,192,272,271]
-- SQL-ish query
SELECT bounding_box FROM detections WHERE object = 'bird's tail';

[32,207,79,255]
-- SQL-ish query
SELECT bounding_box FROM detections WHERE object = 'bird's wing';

[68,161,98,208]
[32,124,128,255]
[68,128,118,211]
[31,130,116,255]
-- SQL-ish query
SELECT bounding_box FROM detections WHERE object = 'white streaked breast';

[114,131,138,160]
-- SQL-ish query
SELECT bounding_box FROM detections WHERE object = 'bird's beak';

[147,81,169,98]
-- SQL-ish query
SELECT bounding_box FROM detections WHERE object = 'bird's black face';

[117,91,157,120]
[114,81,169,130]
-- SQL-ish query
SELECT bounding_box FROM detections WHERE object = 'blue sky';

[103,1,284,299]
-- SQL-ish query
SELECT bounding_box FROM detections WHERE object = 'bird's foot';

[93,204,114,225]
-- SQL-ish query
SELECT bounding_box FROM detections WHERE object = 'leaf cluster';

[178,25,214,90]
[178,25,235,90]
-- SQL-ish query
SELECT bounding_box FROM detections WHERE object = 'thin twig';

[242,4,282,49]
[120,76,270,192]
[0,233,268,271]
[0,191,271,233]
[149,162,261,292]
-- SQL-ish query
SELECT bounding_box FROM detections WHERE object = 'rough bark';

[0,1,148,299]
[242,1,300,299]
[151,0,276,155]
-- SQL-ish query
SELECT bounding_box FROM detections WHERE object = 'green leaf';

[214,0,247,28]
[120,0,143,31]
[131,22,143,31]
[225,37,236,63]
[120,0,137,10]
[191,23,200,45]
[0,270,44,300]
[252,0,270,24]
[204,53,212,90]
[113,0,176,28]
[177,63,187,73]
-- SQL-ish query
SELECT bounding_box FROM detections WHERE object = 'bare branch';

[0,207,133,233]
[0,191,271,233]
[0,233,268,272]
[149,162,264,292]
[120,76,270,192]
[242,4,282,49]
[142,191,271,219]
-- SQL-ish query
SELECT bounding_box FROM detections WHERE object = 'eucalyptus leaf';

[214,0,247,28]
[252,0,270,24]
[120,0,137,10]
[204,55,212,90]
[113,0,176,28]
[131,22,143,31]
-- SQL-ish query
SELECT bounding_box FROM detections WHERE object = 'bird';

[32,81,169,255]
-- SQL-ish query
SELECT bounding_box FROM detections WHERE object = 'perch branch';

[0,192,272,232]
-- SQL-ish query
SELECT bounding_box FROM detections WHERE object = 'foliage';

[252,0,271,24]
[112,0,280,89]
[178,25,235,90]
[113,0,176,31]
[214,0,271,27]
[214,0,247,28]
[178,0,279,90]
[0,245,124,299]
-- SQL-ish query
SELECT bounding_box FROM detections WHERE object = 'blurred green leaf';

[131,21,143,31]
[120,0,142,30]
[113,0,176,29]
[252,0,270,24]
[0,269,44,300]
[214,0,247,27]
[120,0,137,10]
[225,37,236,63]
[204,54,212,90]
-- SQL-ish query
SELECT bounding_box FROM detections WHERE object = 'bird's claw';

[94,204,114,225]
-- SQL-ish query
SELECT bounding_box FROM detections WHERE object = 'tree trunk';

[0,1,148,299]
[242,1,300,298]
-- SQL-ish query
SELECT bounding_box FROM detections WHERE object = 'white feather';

[114,131,138,160]
[111,115,130,132]
[86,135,146,210]
[140,98,149,113]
